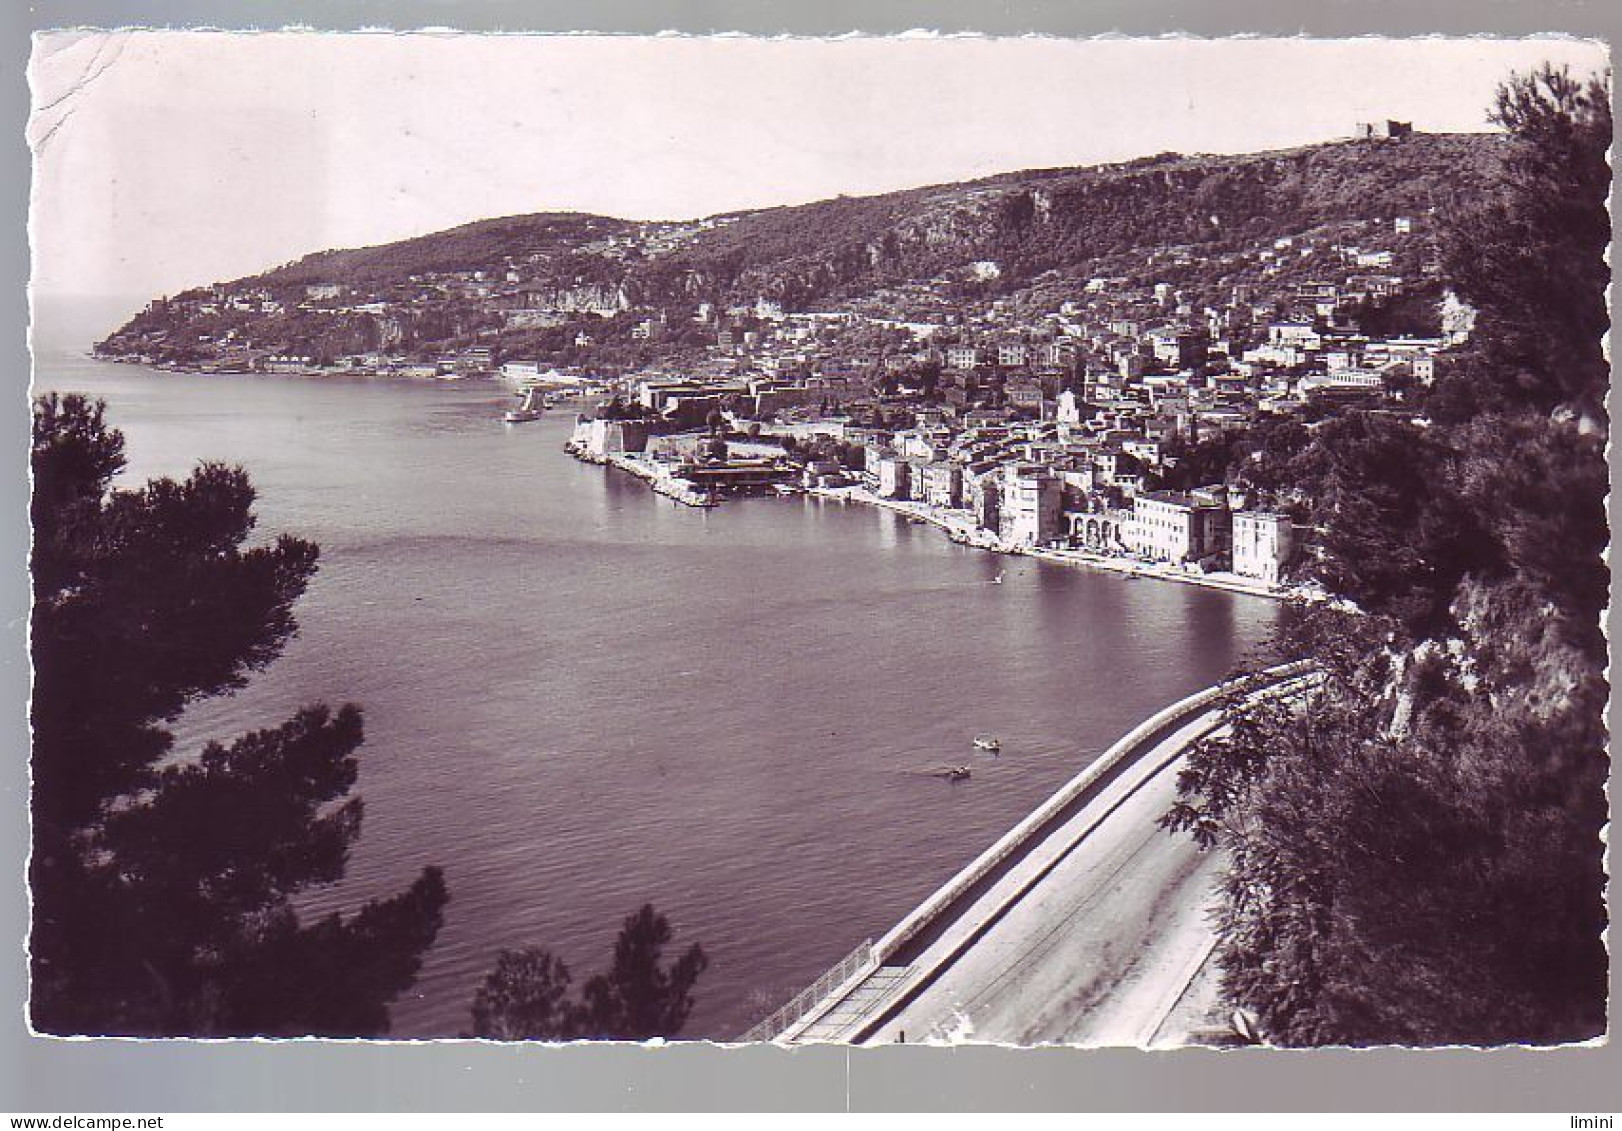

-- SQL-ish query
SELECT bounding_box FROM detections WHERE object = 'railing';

[870,659,1318,964]
[734,660,1320,1044]
[735,938,877,1043]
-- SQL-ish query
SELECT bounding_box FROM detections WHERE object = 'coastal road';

[778,692,1264,1047]
[772,667,1314,1047]
[860,721,1226,1047]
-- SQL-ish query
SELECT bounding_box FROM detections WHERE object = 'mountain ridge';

[99,131,1509,367]
[241,132,1508,294]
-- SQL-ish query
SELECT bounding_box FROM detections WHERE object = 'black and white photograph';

[23,29,1612,1058]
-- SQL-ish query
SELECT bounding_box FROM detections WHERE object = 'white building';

[1131,490,1230,565]
[1000,470,1064,547]
[1268,322,1322,349]
[1297,371,1385,401]
[1232,511,1296,585]
[501,360,544,381]
[877,456,911,499]
[573,417,652,459]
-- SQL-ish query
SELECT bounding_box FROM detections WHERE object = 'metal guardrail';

[870,660,1318,965]
[733,660,1320,1044]
[736,938,877,1043]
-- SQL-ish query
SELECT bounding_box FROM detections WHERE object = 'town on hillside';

[96,126,1478,596]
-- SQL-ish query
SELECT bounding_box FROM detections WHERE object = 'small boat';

[973,735,1001,753]
[989,574,1004,585]
[939,765,972,782]
[504,387,544,424]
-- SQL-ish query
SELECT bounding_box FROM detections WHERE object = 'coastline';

[805,484,1315,603]
[90,350,1306,605]
[82,351,490,381]
[564,443,718,508]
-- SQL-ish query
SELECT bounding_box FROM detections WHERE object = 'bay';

[30,299,1282,1039]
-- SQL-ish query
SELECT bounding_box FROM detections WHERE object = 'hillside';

[97,131,1508,368]
[259,213,634,289]
[635,133,1503,306]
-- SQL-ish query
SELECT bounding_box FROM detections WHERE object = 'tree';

[1302,412,1498,635]
[1163,67,1610,1046]
[469,904,709,1041]
[581,904,710,1040]
[1434,64,1612,425]
[30,394,448,1036]
[1155,432,1239,492]
[471,948,579,1041]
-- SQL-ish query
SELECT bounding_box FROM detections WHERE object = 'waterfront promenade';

[742,662,1318,1046]
[806,484,1318,603]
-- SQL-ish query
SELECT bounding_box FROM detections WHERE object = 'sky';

[28,32,1611,310]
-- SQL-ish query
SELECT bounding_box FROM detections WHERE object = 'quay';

[807,483,1316,603]
[563,441,718,507]
[737,660,1319,1046]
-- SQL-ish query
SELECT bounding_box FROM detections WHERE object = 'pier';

[738,660,1319,1046]
[564,443,719,507]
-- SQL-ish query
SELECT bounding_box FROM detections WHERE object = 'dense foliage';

[639,135,1502,308]
[1163,66,1610,1046]
[109,133,1505,349]
[469,904,709,1041]
[258,213,633,289]
[30,395,448,1036]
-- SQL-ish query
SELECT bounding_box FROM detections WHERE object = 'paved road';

[774,670,1313,1047]
[839,705,1234,1047]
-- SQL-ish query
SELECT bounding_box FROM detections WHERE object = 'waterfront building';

[999,468,1064,547]
[261,354,316,373]
[1232,511,1296,585]
[802,458,855,489]
[576,417,653,459]
[501,360,545,381]
[877,456,911,499]
[921,461,964,510]
[674,458,790,495]
[1131,490,1231,565]
[1070,508,1133,554]
[905,458,933,501]
[970,470,1001,533]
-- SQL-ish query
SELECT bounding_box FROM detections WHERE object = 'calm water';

[32,300,1281,1039]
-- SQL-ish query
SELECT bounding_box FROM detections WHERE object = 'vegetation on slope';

[119,132,1505,323]
[30,395,449,1036]
[1163,65,1610,1047]
[645,134,1502,307]
[256,213,633,290]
